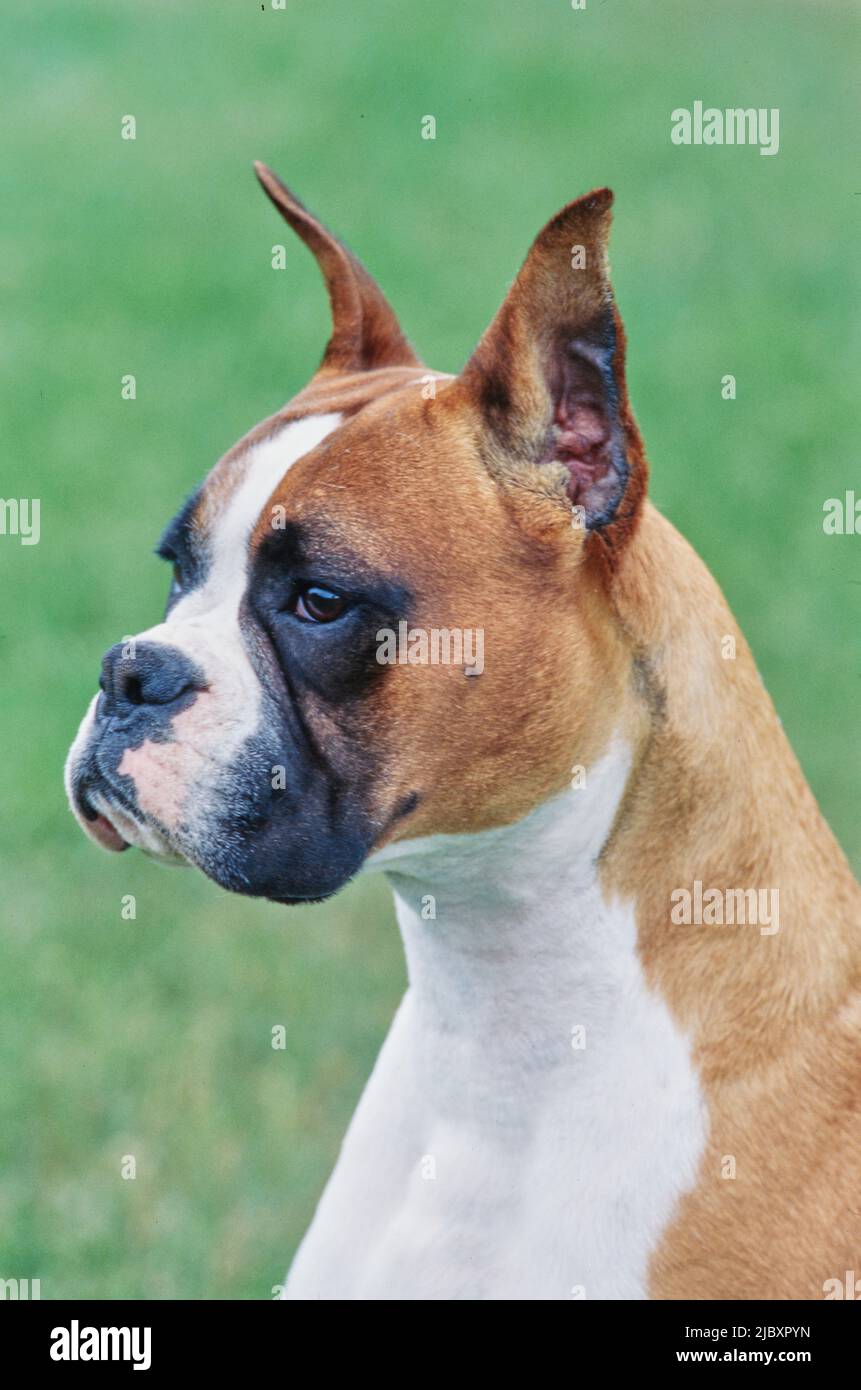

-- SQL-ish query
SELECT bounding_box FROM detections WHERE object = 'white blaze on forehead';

[166,408,342,645]
[204,412,343,600]
[165,411,342,631]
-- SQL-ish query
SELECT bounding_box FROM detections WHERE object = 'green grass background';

[1,0,858,1298]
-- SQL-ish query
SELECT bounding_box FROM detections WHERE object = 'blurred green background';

[1,0,858,1298]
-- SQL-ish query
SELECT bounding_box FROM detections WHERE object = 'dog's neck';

[299,729,707,1301]
[382,742,636,1113]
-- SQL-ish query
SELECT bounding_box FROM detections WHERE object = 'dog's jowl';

[66,163,861,1300]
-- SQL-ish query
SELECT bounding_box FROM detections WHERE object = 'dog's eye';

[291,584,347,624]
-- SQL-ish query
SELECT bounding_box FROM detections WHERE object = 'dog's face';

[65,165,647,903]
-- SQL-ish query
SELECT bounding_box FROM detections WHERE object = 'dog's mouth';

[69,761,185,863]
[82,800,130,852]
[73,776,148,854]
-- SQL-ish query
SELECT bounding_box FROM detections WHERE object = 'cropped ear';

[254,161,422,374]
[456,189,647,551]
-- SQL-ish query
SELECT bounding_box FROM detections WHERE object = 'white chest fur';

[284,744,706,1300]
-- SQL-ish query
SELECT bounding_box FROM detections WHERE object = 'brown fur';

[604,507,861,1298]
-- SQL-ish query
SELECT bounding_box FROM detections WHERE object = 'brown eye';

[293,585,347,623]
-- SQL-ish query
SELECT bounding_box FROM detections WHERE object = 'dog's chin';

[185,823,365,908]
[194,852,350,908]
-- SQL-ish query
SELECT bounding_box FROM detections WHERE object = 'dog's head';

[65,164,647,903]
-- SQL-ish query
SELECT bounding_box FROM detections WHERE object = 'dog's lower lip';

[75,784,130,852]
[87,810,130,853]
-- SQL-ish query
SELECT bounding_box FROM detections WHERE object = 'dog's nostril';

[120,673,145,706]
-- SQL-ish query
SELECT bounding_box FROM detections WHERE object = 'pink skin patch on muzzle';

[116,696,220,836]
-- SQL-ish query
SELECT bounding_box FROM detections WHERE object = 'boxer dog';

[66,164,861,1300]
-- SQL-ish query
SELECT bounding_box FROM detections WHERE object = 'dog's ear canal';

[457,189,647,545]
[254,161,422,373]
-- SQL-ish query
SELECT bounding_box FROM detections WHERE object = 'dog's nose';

[98,641,205,720]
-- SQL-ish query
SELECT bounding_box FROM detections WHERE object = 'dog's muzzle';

[66,640,206,854]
